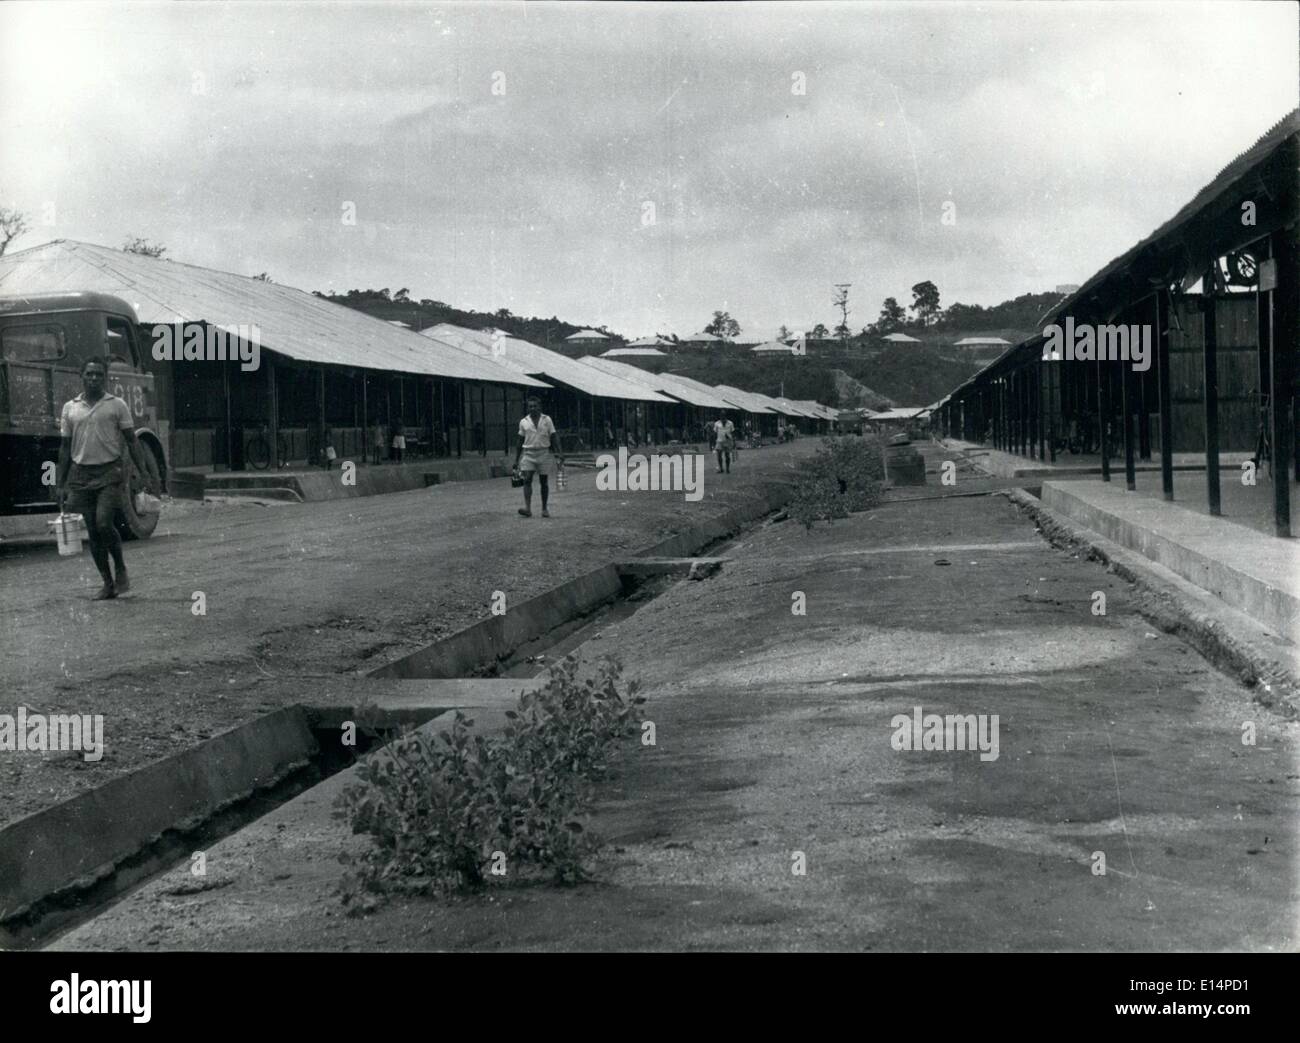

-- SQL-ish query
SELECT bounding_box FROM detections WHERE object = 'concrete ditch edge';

[0,706,318,930]
[1005,488,1299,718]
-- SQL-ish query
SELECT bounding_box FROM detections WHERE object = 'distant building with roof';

[881,332,921,344]
[680,331,723,349]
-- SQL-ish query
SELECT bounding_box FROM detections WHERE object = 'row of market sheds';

[929,107,1299,537]
[0,239,834,469]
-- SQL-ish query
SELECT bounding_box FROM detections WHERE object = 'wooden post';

[1121,341,1136,491]
[267,359,279,470]
[1137,355,1151,460]
[1270,229,1296,537]
[1097,355,1111,482]
[317,368,326,468]
[1037,359,1046,460]
[480,384,487,456]
[361,372,368,465]
[1203,273,1221,516]
[1155,291,1174,500]
[222,358,232,471]
[1046,355,1057,463]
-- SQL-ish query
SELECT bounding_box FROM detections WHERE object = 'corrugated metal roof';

[577,356,736,410]
[752,341,794,353]
[0,240,544,386]
[668,377,772,414]
[882,332,921,343]
[565,328,609,340]
[954,337,1011,345]
[713,385,785,415]
[791,399,840,421]
[603,347,666,357]
[1043,107,1299,327]
[869,407,926,421]
[421,324,671,403]
[766,396,823,419]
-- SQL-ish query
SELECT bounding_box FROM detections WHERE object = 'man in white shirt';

[57,358,159,599]
[712,414,736,473]
[513,395,564,517]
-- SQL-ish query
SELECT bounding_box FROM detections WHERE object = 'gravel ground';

[0,441,815,826]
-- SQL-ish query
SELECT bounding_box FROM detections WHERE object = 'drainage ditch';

[4,483,788,948]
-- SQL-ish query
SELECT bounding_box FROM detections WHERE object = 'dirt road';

[0,442,813,825]
[51,453,1299,951]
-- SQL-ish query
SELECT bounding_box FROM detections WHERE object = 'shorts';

[66,460,126,519]
[518,447,556,478]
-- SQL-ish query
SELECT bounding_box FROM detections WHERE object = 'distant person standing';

[712,414,735,473]
[57,358,159,600]
[513,395,563,517]
[390,419,406,463]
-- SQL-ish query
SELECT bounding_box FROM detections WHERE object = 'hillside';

[312,289,617,352]
[322,291,1015,408]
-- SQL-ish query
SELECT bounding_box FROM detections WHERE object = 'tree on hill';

[777,324,791,341]
[253,272,273,282]
[704,310,740,341]
[0,206,29,256]
[877,296,907,333]
[910,281,941,327]
[810,322,829,339]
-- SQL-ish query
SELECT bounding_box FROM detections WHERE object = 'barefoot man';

[57,358,158,599]
[513,394,563,518]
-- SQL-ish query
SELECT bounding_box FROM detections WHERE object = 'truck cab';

[0,292,166,540]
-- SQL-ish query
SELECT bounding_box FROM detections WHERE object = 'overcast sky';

[2,1,1296,339]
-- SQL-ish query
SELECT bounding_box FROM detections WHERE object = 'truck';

[0,292,167,542]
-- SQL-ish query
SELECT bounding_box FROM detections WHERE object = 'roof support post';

[1203,272,1222,516]
[1097,354,1111,482]
[318,367,327,469]
[1269,227,1296,537]
[1155,291,1174,500]
[1046,354,1057,463]
[1121,338,1137,491]
[267,358,279,471]
[1138,347,1151,461]
[1037,359,1047,461]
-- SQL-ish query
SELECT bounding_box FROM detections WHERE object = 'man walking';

[513,394,563,518]
[712,413,735,473]
[57,358,158,599]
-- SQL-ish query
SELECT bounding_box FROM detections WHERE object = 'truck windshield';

[2,325,65,362]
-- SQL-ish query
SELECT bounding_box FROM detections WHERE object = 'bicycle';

[246,427,289,470]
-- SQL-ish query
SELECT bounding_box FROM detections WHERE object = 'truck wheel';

[116,445,163,540]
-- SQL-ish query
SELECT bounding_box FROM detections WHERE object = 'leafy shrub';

[788,435,886,531]
[334,656,643,910]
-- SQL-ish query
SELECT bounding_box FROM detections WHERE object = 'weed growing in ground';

[334,656,643,911]
[788,435,886,531]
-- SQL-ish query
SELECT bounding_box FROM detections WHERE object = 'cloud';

[1,1,1296,335]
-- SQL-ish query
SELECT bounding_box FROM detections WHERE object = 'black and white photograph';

[0,0,1297,1007]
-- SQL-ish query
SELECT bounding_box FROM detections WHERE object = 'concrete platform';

[202,455,516,502]
[944,438,1252,480]
[1041,479,1300,644]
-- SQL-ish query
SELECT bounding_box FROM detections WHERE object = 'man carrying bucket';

[512,394,563,518]
[57,358,158,600]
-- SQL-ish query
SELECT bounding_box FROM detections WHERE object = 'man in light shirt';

[712,413,736,473]
[57,358,159,599]
[513,395,564,518]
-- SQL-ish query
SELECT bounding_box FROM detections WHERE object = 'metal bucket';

[48,513,87,557]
